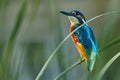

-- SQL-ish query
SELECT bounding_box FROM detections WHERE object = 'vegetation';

[0,0,120,80]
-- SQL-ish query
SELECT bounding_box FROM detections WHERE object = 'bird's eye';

[72,11,76,15]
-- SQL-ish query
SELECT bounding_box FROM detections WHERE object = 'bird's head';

[60,10,86,25]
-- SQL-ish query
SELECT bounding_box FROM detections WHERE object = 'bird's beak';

[60,11,70,16]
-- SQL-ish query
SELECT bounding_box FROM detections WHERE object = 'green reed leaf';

[99,36,120,52]
[2,0,27,64]
[95,52,120,80]
[54,59,84,80]
[0,0,27,79]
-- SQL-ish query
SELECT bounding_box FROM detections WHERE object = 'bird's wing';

[73,25,97,55]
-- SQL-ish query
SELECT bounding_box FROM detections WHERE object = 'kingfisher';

[60,10,98,71]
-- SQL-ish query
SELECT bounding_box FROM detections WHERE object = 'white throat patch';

[68,16,79,25]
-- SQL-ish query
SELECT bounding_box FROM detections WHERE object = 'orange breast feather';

[69,26,89,60]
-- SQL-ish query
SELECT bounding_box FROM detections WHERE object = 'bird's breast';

[69,25,89,59]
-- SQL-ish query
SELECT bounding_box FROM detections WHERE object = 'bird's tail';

[87,52,97,71]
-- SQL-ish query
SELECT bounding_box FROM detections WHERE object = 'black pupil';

[72,12,76,15]
[72,12,78,15]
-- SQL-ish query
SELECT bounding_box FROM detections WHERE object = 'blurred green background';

[0,0,120,80]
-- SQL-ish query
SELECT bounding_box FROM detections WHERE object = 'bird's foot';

[79,58,85,62]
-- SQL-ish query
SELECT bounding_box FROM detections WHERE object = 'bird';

[60,10,98,71]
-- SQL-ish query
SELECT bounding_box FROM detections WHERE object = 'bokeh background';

[0,0,120,80]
